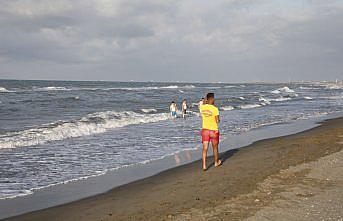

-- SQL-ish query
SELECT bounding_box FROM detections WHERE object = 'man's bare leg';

[202,141,209,170]
[212,142,221,167]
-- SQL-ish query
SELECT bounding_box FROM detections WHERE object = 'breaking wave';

[33,86,71,91]
[0,87,11,92]
[271,86,295,94]
[0,111,170,149]
[221,106,235,111]
[239,104,262,109]
[141,108,158,113]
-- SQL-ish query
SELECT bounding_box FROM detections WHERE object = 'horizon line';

[0,78,340,84]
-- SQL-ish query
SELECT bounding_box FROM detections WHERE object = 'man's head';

[206,93,215,105]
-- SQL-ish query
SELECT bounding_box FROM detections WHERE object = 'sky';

[0,0,342,83]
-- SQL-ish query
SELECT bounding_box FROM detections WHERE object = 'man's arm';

[215,115,220,123]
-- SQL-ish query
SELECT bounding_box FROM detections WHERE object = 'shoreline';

[2,115,343,220]
[0,113,337,219]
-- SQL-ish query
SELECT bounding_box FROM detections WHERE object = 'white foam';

[239,97,245,100]
[239,104,261,109]
[259,96,291,103]
[161,85,195,89]
[112,85,195,91]
[300,86,316,90]
[271,97,292,102]
[271,86,295,94]
[221,106,235,111]
[141,108,157,113]
[304,96,313,100]
[0,87,10,92]
[34,86,71,91]
[0,145,199,200]
[160,85,178,89]
[323,84,343,90]
[0,111,170,149]
[320,96,343,100]
[224,85,237,88]
[258,96,271,104]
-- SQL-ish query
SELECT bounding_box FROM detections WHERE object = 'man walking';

[200,93,221,171]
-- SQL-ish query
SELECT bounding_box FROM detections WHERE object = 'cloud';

[0,0,342,82]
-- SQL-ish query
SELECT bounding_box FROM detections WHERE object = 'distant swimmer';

[170,101,178,118]
[200,93,221,171]
[182,99,188,119]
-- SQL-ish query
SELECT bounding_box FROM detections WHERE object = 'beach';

[3,117,342,221]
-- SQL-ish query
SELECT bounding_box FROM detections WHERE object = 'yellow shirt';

[200,104,219,131]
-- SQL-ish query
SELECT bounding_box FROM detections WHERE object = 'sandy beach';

[3,117,343,221]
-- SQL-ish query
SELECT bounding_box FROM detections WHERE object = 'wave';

[271,86,295,94]
[0,87,11,92]
[258,96,271,105]
[304,96,313,100]
[239,104,262,109]
[141,108,157,113]
[0,111,169,149]
[221,106,235,111]
[90,85,196,91]
[320,96,343,100]
[0,145,199,200]
[322,83,343,90]
[270,97,292,102]
[1,85,197,93]
[259,96,292,103]
[300,86,316,90]
[33,86,71,91]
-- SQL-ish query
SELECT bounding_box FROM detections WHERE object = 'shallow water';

[0,80,342,199]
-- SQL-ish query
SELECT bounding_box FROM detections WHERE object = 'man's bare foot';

[215,159,222,167]
[202,166,207,171]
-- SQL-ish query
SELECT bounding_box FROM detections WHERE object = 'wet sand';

[3,117,343,221]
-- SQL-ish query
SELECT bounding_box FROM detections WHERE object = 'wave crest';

[0,111,169,149]
[271,86,295,94]
[0,87,10,92]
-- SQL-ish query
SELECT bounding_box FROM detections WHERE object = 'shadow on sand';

[206,149,239,170]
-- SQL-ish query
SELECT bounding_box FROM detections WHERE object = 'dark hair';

[206,93,214,100]
[171,101,175,103]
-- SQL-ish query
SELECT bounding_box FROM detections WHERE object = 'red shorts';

[201,129,220,144]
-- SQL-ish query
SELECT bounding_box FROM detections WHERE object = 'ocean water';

[0,80,342,199]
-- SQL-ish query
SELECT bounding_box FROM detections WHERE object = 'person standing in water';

[170,101,178,118]
[182,99,188,119]
[200,93,221,171]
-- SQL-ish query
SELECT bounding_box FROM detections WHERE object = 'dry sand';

[3,118,343,221]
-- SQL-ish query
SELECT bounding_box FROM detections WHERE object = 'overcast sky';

[0,0,342,82]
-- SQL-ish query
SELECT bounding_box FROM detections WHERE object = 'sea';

[0,79,342,199]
